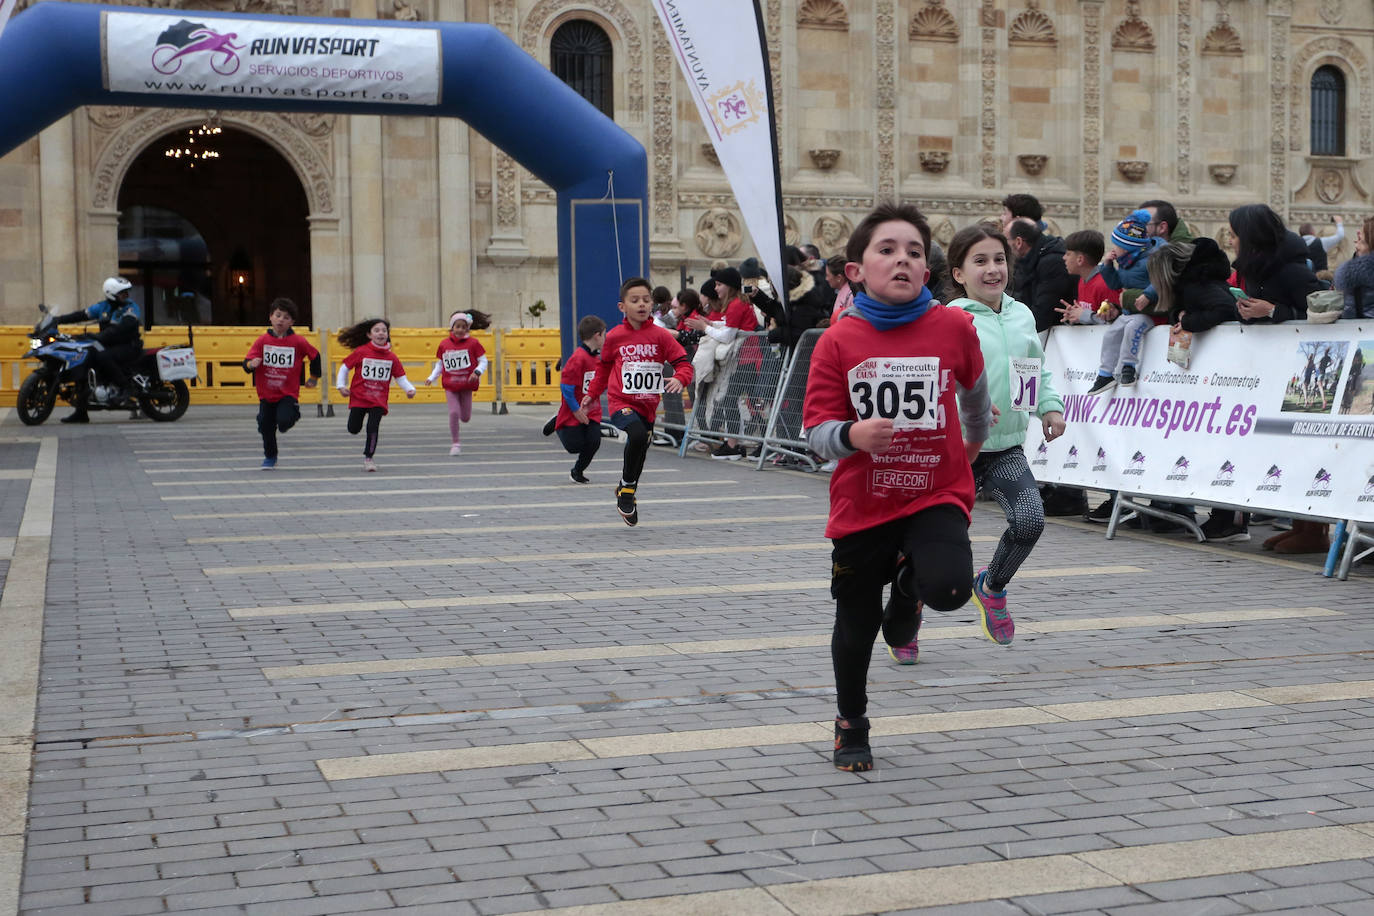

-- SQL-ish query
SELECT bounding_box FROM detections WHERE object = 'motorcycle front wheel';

[139,380,190,422]
[17,370,58,426]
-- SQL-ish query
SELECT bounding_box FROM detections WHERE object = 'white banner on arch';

[1024,321,1374,523]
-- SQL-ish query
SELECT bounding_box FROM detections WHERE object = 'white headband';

[450,312,472,326]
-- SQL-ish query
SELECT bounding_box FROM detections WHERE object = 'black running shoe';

[881,554,920,648]
[1086,498,1115,522]
[1087,374,1117,395]
[833,717,873,772]
[542,416,557,436]
[615,484,638,526]
[570,469,590,484]
[1119,364,1138,387]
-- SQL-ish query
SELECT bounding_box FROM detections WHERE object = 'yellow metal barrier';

[0,324,562,408]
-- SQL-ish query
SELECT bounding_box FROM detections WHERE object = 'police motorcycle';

[17,289,194,426]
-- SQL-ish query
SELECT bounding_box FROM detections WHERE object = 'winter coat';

[1168,238,1240,333]
[953,293,1063,453]
[767,271,829,348]
[1335,252,1374,319]
[1009,233,1080,332]
[1236,231,1322,324]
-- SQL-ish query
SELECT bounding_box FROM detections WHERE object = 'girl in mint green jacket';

[889,225,1065,664]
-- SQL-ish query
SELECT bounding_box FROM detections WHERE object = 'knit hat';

[711,266,743,290]
[1111,209,1151,251]
[699,278,718,299]
[739,257,764,279]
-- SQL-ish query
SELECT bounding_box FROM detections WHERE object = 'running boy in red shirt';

[583,277,693,525]
[802,202,993,772]
[551,315,607,483]
[243,297,321,469]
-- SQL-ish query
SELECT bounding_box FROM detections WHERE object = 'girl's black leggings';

[346,406,385,457]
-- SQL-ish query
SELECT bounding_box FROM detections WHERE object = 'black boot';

[60,409,89,424]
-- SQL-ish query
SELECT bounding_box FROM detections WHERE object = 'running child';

[424,309,490,455]
[885,226,1065,665]
[551,315,607,483]
[335,317,416,472]
[802,201,993,772]
[582,277,693,526]
[243,297,321,469]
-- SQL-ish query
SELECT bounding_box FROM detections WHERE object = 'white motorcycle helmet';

[103,276,133,301]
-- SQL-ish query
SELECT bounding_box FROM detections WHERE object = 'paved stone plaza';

[2,404,1374,915]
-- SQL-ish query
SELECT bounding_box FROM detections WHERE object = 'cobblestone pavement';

[2,403,1373,915]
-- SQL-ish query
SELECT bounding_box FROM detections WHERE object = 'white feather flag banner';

[650,0,785,291]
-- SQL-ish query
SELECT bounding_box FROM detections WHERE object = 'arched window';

[551,20,613,118]
[1310,65,1346,156]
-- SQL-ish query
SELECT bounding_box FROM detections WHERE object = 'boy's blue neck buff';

[852,288,933,330]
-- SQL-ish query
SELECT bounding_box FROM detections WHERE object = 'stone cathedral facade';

[0,0,1369,330]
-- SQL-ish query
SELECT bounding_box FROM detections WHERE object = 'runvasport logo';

[1123,450,1146,476]
[1167,456,1190,481]
[1062,444,1079,469]
[1256,464,1283,493]
[1210,459,1236,487]
[1306,468,1332,498]
[1360,474,1374,503]
[1092,446,1107,472]
[1032,441,1049,466]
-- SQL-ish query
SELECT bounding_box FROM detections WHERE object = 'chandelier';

[164,114,222,167]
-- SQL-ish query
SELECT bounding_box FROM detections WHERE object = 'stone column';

[437,118,472,321]
[308,216,344,331]
[1267,0,1292,219]
[347,0,385,319]
[39,116,78,309]
[875,0,896,200]
[1080,0,1105,228]
[1175,0,1193,196]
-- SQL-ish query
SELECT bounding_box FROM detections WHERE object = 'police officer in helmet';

[50,277,144,423]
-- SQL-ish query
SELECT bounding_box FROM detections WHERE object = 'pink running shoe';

[972,568,1013,645]
[886,601,923,665]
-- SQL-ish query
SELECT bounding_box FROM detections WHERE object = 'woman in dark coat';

[1228,203,1321,324]
[1334,215,1374,319]
[1147,238,1240,332]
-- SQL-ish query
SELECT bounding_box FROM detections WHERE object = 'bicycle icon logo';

[151,23,244,76]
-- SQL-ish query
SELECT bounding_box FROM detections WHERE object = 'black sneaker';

[1041,485,1088,517]
[615,484,638,526]
[1200,513,1250,543]
[1119,364,1138,387]
[833,717,873,772]
[1087,374,1117,395]
[710,443,743,460]
[60,411,90,424]
[881,554,921,648]
[570,469,590,484]
[1086,498,1115,522]
[542,416,557,436]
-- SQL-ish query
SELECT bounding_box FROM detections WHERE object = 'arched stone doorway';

[117,123,312,326]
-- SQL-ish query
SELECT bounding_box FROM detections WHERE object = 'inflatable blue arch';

[0,2,648,353]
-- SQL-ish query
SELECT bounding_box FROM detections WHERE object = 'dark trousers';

[257,397,301,459]
[346,406,385,457]
[556,422,602,475]
[607,408,652,484]
[830,504,973,719]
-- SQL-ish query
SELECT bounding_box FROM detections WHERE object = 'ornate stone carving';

[1316,169,1345,203]
[980,0,997,188]
[695,208,742,259]
[1216,225,1236,254]
[1111,0,1155,51]
[1290,38,1372,156]
[931,216,956,247]
[809,149,840,170]
[700,143,719,167]
[920,150,951,173]
[1176,0,1192,194]
[1208,163,1237,184]
[784,215,800,247]
[798,0,847,30]
[284,113,336,137]
[1017,153,1047,176]
[876,0,896,199]
[521,0,643,117]
[1201,23,1242,56]
[87,107,135,132]
[910,0,958,43]
[384,0,420,20]
[650,25,676,237]
[1081,0,1103,228]
[1009,5,1056,46]
[90,108,334,214]
[1269,5,1291,215]
[495,152,519,229]
[1116,159,1149,182]
[1319,0,1344,25]
[813,214,853,259]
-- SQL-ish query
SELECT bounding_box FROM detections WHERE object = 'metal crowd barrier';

[0,324,561,409]
[678,331,784,458]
